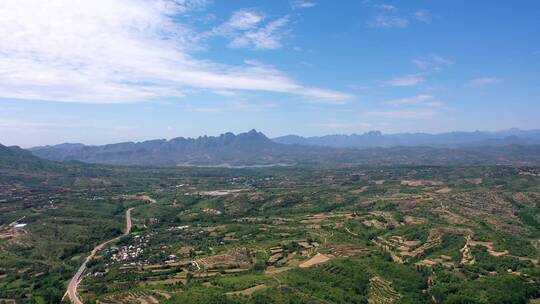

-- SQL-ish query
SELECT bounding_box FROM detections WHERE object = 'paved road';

[65,208,134,304]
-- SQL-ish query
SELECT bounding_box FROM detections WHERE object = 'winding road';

[64,207,134,304]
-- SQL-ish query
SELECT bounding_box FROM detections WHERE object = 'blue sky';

[0,0,539,147]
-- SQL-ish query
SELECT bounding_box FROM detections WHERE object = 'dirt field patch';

[403,216,427,225]
[415,255,454,268]
[363,219,386,229]
[436,188,452,194]
[299,253,330,268]
[197,248,253,270]
[226,284,266,296]
[153,290,172,299]
[401,180,443,187]
[264,266,291,275]
[326,244,371,257]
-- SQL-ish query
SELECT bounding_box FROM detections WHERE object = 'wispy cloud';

[381,74,423,87]
[466,77,500,88]
[414,9,431,23]
[368,5,434,29]
[208,9,290,50]
[368,4,408,29]
[369,15,409,29]
[223,9,265,30]
[0,1,351,104]
[228,16,290,50]
[291,1,317,10]
[384,94,442,107]
[374,4,397,12]
[413,55,452,71]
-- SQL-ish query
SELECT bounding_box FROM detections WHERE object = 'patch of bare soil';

[326,244,371,257]
[0,227,27,239]
[299,253,330,268]
[197,248,253,270]
[436,188,452,194]
[264,267,291,275]
[153,290,172,299]
[416,255,454,268]
[363,219,387,229]
[401,180,443,187]
[402,216,427,225]
[226,284,266,296]
[301,213,354,224]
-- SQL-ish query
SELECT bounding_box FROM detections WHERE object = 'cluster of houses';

[109,234,151,263]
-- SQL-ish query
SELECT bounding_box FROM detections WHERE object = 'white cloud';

[209,9,290,50]
[291,1,317,9]
[381,74,423,87]
[369,4,409,29]
[228,16,290,50]
[374,4,397,12]
[413,55,452,71]
[227,9,265,30]
[466,77,500,88]
[384,94,442,107]
[368,5,433,29]
[369,15,409,28]
[0,0,351,104]
[301,88,352,104]
[225,9,265,30]
[414,9,431,23]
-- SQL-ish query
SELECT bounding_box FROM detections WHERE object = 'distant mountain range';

[273,129,540,148]
[26,129,540,167]
[29,130,339,167]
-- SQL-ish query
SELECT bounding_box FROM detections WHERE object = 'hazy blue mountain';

[28,129,540,167]
[30,130,330,166]
[273,129,540,148]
